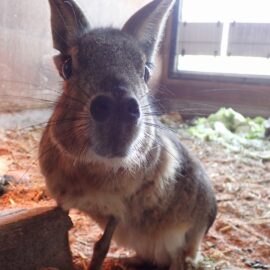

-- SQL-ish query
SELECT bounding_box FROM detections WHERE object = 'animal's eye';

[144,65,151,83]
[62,58,72,80]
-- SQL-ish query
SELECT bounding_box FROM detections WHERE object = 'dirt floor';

[0,112,269,270]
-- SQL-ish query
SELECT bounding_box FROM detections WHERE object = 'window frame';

[160,0,270,118]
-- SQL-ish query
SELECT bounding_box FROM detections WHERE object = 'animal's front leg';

[169,249,185,270]
[88,216,118,270]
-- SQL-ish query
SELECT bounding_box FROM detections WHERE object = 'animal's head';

[48,0,175,169]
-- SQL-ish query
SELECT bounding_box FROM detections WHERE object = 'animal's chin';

[85,147,134,170]
[85,123,144,168]
[91,130,139,159]
[83,135,143,169]
[93,146,128,159]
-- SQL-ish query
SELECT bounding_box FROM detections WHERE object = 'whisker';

[144,121,177,134]
[143,112,164,116]
[1,79,90,105]
[1,79,63,94]
[0,94,57,105]
[17,115,90,131]
[143,131,178,162]
[155,83,176,97]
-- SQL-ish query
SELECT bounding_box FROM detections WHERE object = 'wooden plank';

[0,207,73,270]
[177,22,223,56]
[228,23,270,58]
[159,77,270,117]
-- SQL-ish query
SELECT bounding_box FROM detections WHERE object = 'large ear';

[48,0,90,54]
[122,0,176,64]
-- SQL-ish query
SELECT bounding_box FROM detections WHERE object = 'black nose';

[90,95,113,122]
[123,97,140,122]
[90,95,140,123]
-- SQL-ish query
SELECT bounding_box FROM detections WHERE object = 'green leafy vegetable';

[188,108,270,160]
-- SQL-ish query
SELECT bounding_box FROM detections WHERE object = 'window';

[161,0,270,118]
[171,0,270,81]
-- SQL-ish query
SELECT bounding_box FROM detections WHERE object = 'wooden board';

[0,207,73,270]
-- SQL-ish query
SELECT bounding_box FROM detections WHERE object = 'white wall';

[0,0,150,111]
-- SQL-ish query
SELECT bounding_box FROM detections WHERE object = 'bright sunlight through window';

[177,0,270,77]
